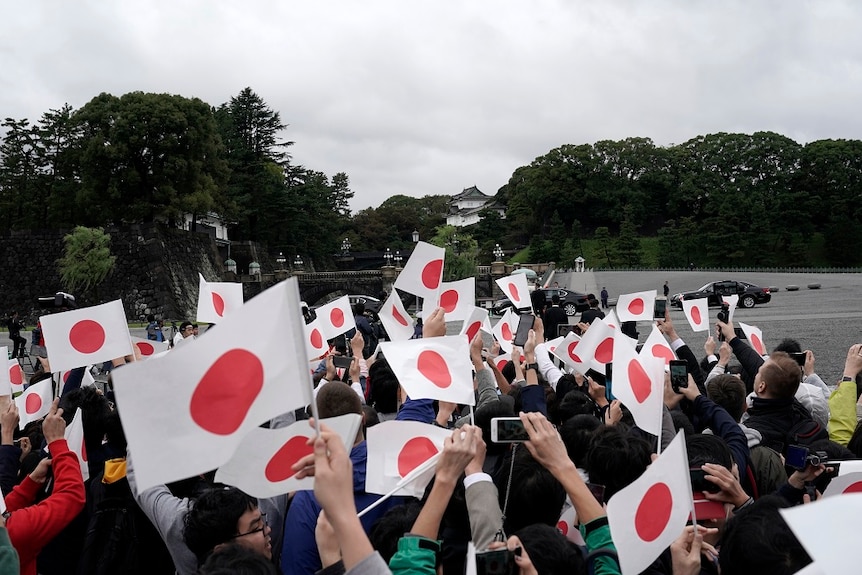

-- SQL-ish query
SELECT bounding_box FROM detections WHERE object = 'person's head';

[706,375,748,422]
[353,301,365,316]
[772,338,803,354]
[197,543,277,575]
[559,414,601,469]
[147,313,156,323]
[59,384,113,452]
[670,410,695,437]
[551,295,561,306]
[368,358,400,414]
[369,501,423,563]
[719,495,811,575]
[556,390,599,422]
[179,321,194,338]
[192,324,200,336]
[183,486,270,565]
[362,404,380,428]
[498,446,566,534]
[687,434,737,537]
[514,523,586,575]
[317,380,364,442]
[754,352,801,399]
[584,426,652,500]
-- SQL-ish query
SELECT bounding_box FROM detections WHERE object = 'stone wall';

[0,224,242,323]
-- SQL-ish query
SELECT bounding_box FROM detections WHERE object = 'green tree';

[430,225,477,280]
[615,207,643,267]
[592,227,615,268]
[57,226,116,302]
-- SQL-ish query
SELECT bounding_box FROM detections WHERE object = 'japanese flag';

[738,322,767,356]
[58,367,96,390]
[197,274,245,324]
[489,353,512,372]
[492,309,517,354]
[7,360,24,396]
[495,274,532,311]
[545,336,564,356]
[380,335,475,405]
[112,278,315,492]
[15,378,53,430]
[551,332,588,374]
[822,472,862,498]
[64,408,90,481]
[603,308,620,330]
[393,241,445,299]
[434,278,476,322]
[642,325,677,367]
[460,307,492,344]
[608,432,693,575]
[721,294,739,323]
[215,413,361,498]
[40,300,133,374]
[577,319,615,372]
[612,330,664,436]
[378,291,415,342]
[366,420,452,497]
[781,493,862,575]
[304,317,330,361]
[130,336,170,359]
[557,499,586,546]
[315,296,357,340]
[681,298,709,332]
[616,290,657,322]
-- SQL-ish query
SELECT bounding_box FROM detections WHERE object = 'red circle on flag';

[595,338,613,363]
[751,333,765,355]
[507,284,520,302]
[651,344,675,365]
[844,481,862,494]
[501,323,513,341]
[421,260,444,290]
[330,308,345,329]
[398,437,439,477]
[81,437,88,462]
[557,520,569,536]
[567,341,582,363]
[690,306,702,325]
[635,482,673,542]
[495,359,509,371]
[9,365,23,386]
[265,435,314,482]
[26,392,42,415]
[417,350,452,388]
[465,321,481,342]
[627,298,645,315]
[63,371,71,383]
[190,349,264,435]
[310,328,323,349]
[392,306,409,327]
[440,290,459,313]
[212,292,226,317]
[69,320,106,354]
[628,359,653,403]
[137,342,155,356]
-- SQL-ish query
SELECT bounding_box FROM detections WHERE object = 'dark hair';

[369,501,423,563]
[760,352,801,399]
[847,420,862,458]
[362,404,380,428]
[515,523,586,575]
[772,338,803,354]
[551,295,561,305]
[719,495,811,575]
[706,375,747,422]
[474,398,516,457]
[183,486,258,564]
[584,426,652,500]
[317,380,362,419]
[353,301,365,315]
[556,390,599,422]
[147,313,156,322]
[670,409,695,437]
[179,321,194,332]
[498,447,566,534]
[368,358,399,414]
[197,543,277,575]
[806,438,856,493]
[686,433,734,469]
[559,414,601,469]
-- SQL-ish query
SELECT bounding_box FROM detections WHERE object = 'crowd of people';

[1,293,861,575]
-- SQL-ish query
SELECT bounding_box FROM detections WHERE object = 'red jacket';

[5,439,86,575]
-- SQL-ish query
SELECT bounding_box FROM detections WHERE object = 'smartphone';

[689,468,721,493]
[586,482,606,504]
[605,363,615,402]
[786,444,809,470]
[789,351,807,367]
[490,417,530,443]
[654,298,667,319]
[475,549,514,575]
[332,355,353,369]
[513,313,534,347]
[669,360,688,393]
[557,324,580,338]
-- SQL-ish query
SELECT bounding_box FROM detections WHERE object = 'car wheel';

[564,303,578,316]
[741,295,756,308]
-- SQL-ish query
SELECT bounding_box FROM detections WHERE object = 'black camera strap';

[494,444,518,543]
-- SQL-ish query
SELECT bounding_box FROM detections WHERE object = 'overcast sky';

[2,1,861,212]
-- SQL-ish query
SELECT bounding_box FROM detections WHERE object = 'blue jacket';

[281,441,404,575]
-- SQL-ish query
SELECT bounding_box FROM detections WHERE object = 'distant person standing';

[600,287,609,309]
[6,311,26,359]
[543,295,568,340]
[580,296,605,324]
[663,281,670,298]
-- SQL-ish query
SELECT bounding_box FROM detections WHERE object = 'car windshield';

[697,283,714,292]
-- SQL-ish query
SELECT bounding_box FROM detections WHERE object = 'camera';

[475,549,514,575]
[36,292,77,309]
[785,445,829,470]
[716,303,730,325]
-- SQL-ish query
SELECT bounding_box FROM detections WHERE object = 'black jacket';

[745,397,827,455]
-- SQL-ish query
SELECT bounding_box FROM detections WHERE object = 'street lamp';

[384,247,393,266]
[451,234,460,255]
[276,252,286,270]
[412,230,420,243]
[394,250,403,268]
[293,254,304,268]
[493,243,504,261]
[341,237,351,254]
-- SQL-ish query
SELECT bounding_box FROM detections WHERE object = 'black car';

[669,280,771,309]
[492,288,590,317]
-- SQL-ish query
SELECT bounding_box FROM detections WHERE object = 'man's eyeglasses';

[229,513,268,539]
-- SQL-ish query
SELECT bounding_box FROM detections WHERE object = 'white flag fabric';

[781,493,862,575]
[612,330,664,436]
[304,317,330,361]
[380,336,475,405]
[616,290,657,322]
[0,348,9,396]
[314,296,357,341]
[577,318,615,372]
[495,274,532,311]
[64,408,90,481]
[459,307,492,344]
[393,241,446,299]
[40,300,134,374]
[130,336,170,359]
[608,432,693,575]
[545,336,564,356]
[491,309,517,354]
[378,291,416,342]
[15,378,53,430]
[215,414,361,498]
[681,298,709,332]
[197,274,245,324]
[366,420,452,497]
[738,322,767,356]
[489,353,512,372]
[435,278,476,322]
[58,367,96,391]
[642,325,677,367]
[557,500,586,546]
[551,332,588,374]
[112,279,314,492]
[721,294,739,323]
[822,472,862,498]
[603,308,620,330]
[7,360,24,396]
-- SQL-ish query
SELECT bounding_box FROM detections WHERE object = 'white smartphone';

[490,417,530,443]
